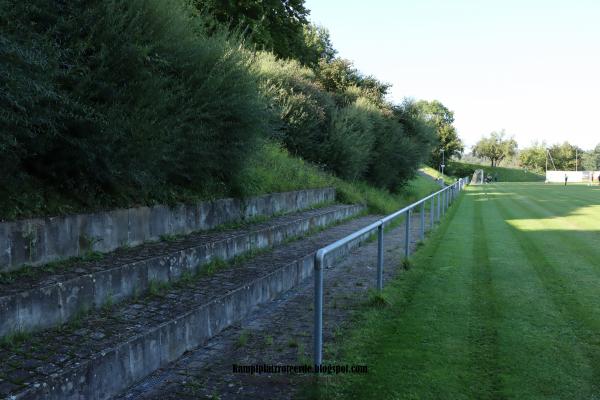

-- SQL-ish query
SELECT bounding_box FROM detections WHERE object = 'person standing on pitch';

[565,174,568,186]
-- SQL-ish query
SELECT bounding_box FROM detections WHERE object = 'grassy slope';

[0,142,441,220]
[320,182,600,399]
[246,143,443,215]
[450,161,544,182]
[418,166,455,185]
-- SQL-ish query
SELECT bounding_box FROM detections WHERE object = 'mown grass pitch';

[320,182,600,399]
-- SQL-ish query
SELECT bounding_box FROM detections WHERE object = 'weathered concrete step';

[1,188,336,273]
[0,215,380,400]
[118,212,428,400]
[0,204,363,338]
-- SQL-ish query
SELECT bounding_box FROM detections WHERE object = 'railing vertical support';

[420,202,425,241]
[377,224,384,290]
[437,192,441,221]
[445,189,448,210]
[441,191,445,217]
[404,209,411,258]
[314,254,324,367]
[430,197,435,229]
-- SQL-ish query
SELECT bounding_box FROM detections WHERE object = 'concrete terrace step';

[119,212,429,400]
[0,204,364,338]
[0,188,336,272]
[0,215,381,400]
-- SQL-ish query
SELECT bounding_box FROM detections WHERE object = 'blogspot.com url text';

[232,364,368,375]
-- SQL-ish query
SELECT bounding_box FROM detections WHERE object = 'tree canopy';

[473,130,517,167]
[414,100,463,168]
[519,142,547,172]
[197,0,332,66]
[581,144,600,171]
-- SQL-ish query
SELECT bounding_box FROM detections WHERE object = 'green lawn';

[321,182,600,399]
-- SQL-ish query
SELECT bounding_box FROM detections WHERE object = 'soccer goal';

[471,169,485,185]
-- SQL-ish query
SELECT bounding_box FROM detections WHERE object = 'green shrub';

[1,0,268,201]
[326,97,377,180]
[253,52,335,165]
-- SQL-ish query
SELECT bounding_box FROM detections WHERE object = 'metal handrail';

[313,176,470,366]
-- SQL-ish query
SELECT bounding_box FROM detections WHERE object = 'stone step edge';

[0,187,336,273]
[0,205,364,339]
[12,219,374,400]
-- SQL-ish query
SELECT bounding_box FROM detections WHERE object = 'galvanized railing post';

[430,197,435,228]
[437,192,441,221]
[445,189,448,213]
[441,191,445,216]
[404,209,411,258]
[377,224,384,290]
[314,253,324,367]
[420,203,425,241]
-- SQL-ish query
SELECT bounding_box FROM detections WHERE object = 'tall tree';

[197,0,316,64]
[473,130,517,167]
[519,142,547,172]
[581,144,600,171]
[300,24,336,66]
[314,58,390,105]
[548,142,582,170]
[414,100,463,168]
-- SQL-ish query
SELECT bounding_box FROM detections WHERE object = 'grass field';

[321,182,600,399]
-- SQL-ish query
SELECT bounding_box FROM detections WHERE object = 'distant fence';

[546,171,600,183]
[312,177,470,366]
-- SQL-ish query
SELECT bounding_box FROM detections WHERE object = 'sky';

[304,0,600,151]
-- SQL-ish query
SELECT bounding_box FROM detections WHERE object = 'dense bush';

[1,0,440,219]
[253,52,436,191]
[326,97,377,180]
[1,0,268,201]
[253,52,334,165]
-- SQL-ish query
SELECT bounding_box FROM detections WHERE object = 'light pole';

[440,149,445,176]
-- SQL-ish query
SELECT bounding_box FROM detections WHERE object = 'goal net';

[471,169,485,185]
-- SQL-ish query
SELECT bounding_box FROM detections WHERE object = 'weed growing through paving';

[364,290,392,308]
[236,331,250,348]
[102,293,115,311]
[297,342,312,365]
[0,330,31,351]
[0,250,104,285]
[264,335,274,346]
[401,258,411,270]
[148,280,170,297]
[159,233,179,242]
[183,378,206,396]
